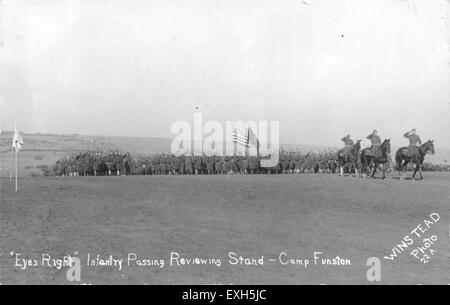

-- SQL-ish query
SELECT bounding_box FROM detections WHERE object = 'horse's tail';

[337,150,343,165]
[359,148,367,166]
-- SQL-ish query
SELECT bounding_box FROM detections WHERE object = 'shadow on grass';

[391,176,423,181]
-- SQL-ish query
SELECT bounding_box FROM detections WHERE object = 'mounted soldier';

[366,130,382,159]
[403,129,422,160]
[360,139,391,179]
[338,135,360,177]
[340,135,354,156]
[396,129,434,180]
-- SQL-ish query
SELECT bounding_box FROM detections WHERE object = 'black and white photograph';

[1,0,450,290]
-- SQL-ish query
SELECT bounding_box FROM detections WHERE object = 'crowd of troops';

[48,150,342,177]
[45,129,444,177]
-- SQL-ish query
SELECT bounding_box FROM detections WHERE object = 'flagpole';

[12,121,16,184]
[15,147,18,192]
[10,146,14,181]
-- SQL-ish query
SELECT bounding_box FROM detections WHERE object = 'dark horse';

[360,139,391,179]
[395,140,435,180]
[337,140,361,177]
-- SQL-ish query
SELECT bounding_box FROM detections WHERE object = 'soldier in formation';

[48,149,340,177]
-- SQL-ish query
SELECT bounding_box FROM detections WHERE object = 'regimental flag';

[12,126,24,151]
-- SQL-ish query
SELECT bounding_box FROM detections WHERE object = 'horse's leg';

[403,161,407,179]
[339,165,343,177]
[353,161,358,178]
[412,160,418,180]
[361,157,367,179]
[419,162,423,180]
[401,159,407,179]
[382,163,386,179]
[369,158,376,178]
[371,161,377,178]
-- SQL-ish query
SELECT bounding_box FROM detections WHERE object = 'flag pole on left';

[12,123,24,192]
[15,145,18,192]
[10,145,13,181]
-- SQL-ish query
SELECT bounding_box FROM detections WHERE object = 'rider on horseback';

[403,129,422,159]
[367,130,382,159]
[341,134,354,156]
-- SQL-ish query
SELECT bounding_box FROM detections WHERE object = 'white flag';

[12,126,24,151]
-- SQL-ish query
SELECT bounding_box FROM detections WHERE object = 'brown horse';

[360,139,391,179]
[395,140,435,180]
[337,140,361,177]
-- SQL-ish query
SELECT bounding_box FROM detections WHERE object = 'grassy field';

[1,173,449,284]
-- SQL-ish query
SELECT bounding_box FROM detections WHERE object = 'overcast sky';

[1,0,449,148]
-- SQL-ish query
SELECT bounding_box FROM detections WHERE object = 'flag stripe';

[233,138,248,146]
[232,132,248,146]
[232,136,247,140]
[232,133,247,141]
[232,132,249,146]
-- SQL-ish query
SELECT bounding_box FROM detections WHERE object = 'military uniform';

[289,158,296,174]
[341,136,354,156]
[194,156,202,174]
[224,157,231,174]
[231,157,239,173]
[206,157,214,174]
[242,157,249,174]
[215,157,223,174]
[179,156,186,174]
[185,156,193,174]
[367,132,382,158]
[249,156,259,174]
[404,131,422,158]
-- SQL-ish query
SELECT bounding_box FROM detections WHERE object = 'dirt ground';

[1,173,449,284]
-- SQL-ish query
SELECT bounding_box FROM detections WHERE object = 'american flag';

[232,129,249,147]
[232,127,260,154]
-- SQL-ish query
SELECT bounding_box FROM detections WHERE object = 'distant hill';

[1,132,449,177]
